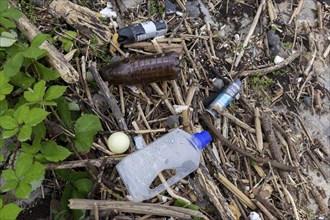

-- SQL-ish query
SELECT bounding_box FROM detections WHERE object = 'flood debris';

[12,0,330,219]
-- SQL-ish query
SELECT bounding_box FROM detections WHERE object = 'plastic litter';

[117,20,168,44]
[116,128,212,202]
[99,52,180,85]
[206,79,242,118]
[165,0,177,16]
[99,2,117,18]
[248,212,262,220]
[133,135,146,150]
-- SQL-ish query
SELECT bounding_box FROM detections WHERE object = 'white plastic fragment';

[173,105,193,114]
[274,55,285,64]
[248,211,262,220]
[100,2,117,18]
[133,135,146,150]
[161,196,168,202]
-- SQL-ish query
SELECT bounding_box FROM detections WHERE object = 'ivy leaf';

[24,80,45,103]
[74,114,101,153]
[14,105,29,124]
[23,162,45,183]
[44,85,67,101]
[18,125,32,141]
[15,182,32,198]
[10,71,35,89]
[22,46,47,60]
[0,31,17,47]
[2,127,18,138]
[41,141,71,162]
[24,108,49,126]
[15,153,33,178]
[74,178,93,196]
[34,62,60,81]
[3,52,23,77]
[31,34,49,47]
[0,203,23,220]
[0,115,18,129]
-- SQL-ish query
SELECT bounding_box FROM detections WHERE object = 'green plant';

[283,42,292,49]
[0,1,101,219]
[251,75,273,89]
[59,30,77,52]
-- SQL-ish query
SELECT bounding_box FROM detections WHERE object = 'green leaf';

[0,198,2,208]
[56,97,73,129]
[31,34,49,47]
[24,108,49,126]
[0,203,23,220]
[56,170,88,182]
[32,121,46,146]
[74,114,101,153]
[10,71,35,89]
[18,125,32,141]
[1,169,17,181]
[63,41,73,52]
[15,153,33,178]
[1,179,18,192]
[0,70,9,86]
[0,83,13,100]
[2,128,18,138]
[3,52,23,77]
[0,31,17,47]
[0,153,3,162]
[22,46,47,60]
[34,62,60,81]
[15,182,32,198]
[41,141,71,162]
[23,80,45,103]
[14,105,29,124]
[0,99,8,116]
[44,85,67,101]
[0,115,18,129]
[63,31,77,41]
[0,7,22,20]
[74,178,92,196]
[75,114,101,134]
[0,0,8,13]
[0,17,16,29]
[22,142,41,154]
[23,162,45,183]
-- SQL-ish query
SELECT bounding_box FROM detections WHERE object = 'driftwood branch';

[89,62,128,131]
[201,114,297,172]
[9,0,79,83]
[68,199,209,219]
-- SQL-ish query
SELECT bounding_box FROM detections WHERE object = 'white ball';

[107,132,130,154]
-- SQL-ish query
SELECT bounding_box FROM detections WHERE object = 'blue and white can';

[206,79,242,118]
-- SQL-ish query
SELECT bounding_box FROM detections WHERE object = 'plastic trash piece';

[116,128,212,202]
[117,20,167,44]
[206,79,242,118]
[99,2,117,18]
[99,52,180,85]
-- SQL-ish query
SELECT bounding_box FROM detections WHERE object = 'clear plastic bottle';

[116,128,211,202]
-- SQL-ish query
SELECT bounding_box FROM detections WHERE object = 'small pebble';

[167,115,181,128]
[248,211,262,220]
[274,55,284,64]
[133,135,146,150]
[212,78,224,91]
[267,30,281,56]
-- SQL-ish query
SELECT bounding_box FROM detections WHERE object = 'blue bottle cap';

[193,130,212,149]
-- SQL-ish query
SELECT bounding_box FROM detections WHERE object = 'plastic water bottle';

[116,128,212,202]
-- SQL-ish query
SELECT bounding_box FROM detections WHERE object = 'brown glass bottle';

[99,52,180,85]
